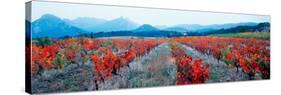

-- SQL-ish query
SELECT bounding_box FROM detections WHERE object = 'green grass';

[210,32,270,40]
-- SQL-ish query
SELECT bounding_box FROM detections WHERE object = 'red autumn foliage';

[32,44,58,70]
[173,37,270,79]
[89,39,163,82]
[169,42,210,84]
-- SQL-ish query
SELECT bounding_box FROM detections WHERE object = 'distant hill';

[166,22,258,32]
[190,22,270,36]
[95,17,139,32]
[63,17,107,32]
[80,24,183,38]
[133,24,160,32]
[163,27,189,33]
[78,22,269,38]
[82,30,183,38]
[32,14,87,38]
[64,17,139,32]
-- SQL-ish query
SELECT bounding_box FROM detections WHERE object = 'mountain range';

[30,14,269,38]
[63,17,107,32]
[31,14,87,38]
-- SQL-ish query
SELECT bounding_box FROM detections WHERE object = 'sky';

[31,1,270,26]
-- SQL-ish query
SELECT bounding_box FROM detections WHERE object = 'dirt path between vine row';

[98,42,177,90]
[178,43,249,82]
[98,42,253,90]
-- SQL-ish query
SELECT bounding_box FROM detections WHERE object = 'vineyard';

[30,36,270,93]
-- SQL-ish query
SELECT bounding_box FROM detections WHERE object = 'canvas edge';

[25,1,32,94]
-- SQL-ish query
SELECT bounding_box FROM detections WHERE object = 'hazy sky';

[31,1,270,26]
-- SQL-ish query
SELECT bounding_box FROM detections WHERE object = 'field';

[30,36,270,93]
[210,32,270,40]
